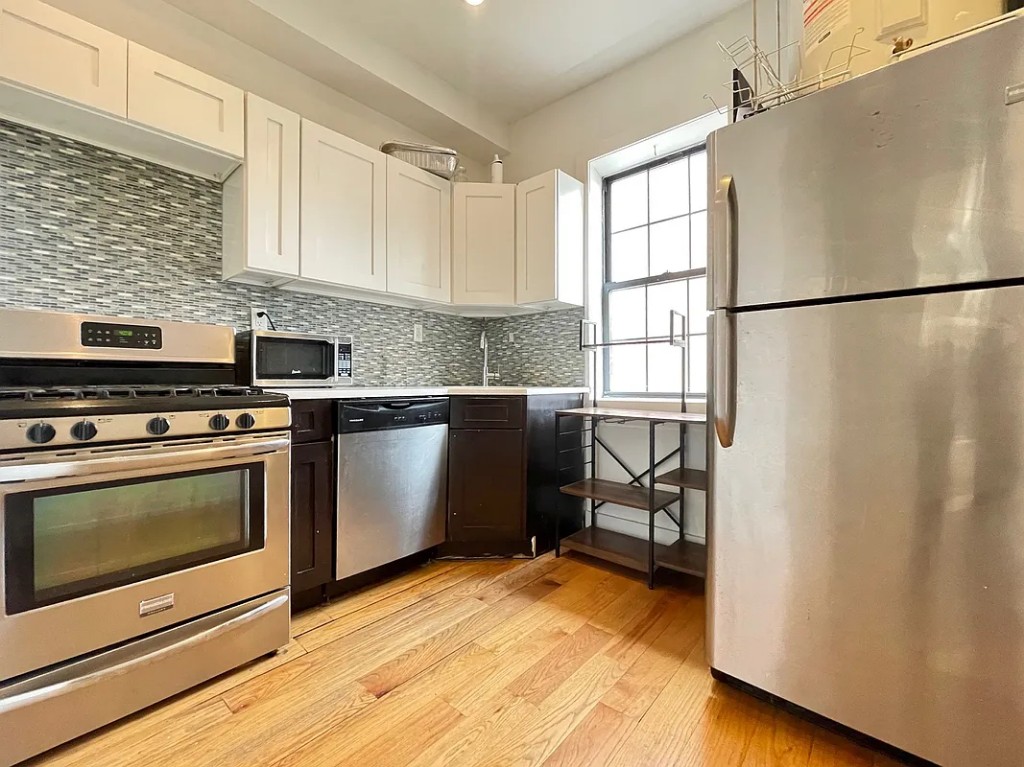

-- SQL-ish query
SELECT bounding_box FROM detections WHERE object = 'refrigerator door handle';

[712,175,737,309]
[713,309,736,448]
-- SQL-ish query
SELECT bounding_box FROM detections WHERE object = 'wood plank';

[655,467,708,491]
[288,605,333,638]
[656,538,707,578]
[322,559,461,620]
[558,406,707,424]
[741,709,814,767]
[541,702,638,767]
[505,623,613,705]
[602,596,704,718]
[560,478,679,510]
[806,729,877,767]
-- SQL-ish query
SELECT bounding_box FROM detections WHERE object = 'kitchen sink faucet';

[480,331,500,386]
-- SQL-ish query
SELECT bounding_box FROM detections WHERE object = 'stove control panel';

[81,321,162,349]
[3,408,292,450]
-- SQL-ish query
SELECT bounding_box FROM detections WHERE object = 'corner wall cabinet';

[222,93,301,286]
[452,182,516,307]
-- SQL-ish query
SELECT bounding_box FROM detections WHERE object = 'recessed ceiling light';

[465,0,484,5]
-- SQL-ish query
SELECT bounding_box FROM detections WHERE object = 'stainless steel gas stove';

[0,309,292,766]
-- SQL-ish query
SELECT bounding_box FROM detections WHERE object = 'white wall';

[503,3,752,183]
[46,0,487,180]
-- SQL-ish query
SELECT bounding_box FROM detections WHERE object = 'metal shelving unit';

[553,313,707,589]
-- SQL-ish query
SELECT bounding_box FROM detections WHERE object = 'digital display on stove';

[81,322,162,349]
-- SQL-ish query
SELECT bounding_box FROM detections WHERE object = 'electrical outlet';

[250,308,272,330]
[508,332,515,343]
[413,323,423,343]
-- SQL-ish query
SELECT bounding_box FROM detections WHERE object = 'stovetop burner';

[0,385,268,401]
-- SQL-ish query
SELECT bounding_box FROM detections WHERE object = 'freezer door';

[709,15,1024,311]
[707,286,1024,767]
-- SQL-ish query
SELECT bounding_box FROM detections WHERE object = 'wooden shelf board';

[559,526,707,579]
[655,468,707,491]
[556,407,706,425]
[559,478,678,511]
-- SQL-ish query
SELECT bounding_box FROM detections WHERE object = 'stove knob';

[209,414,230,431]
[27,422,56,444]
[147,416,171,436]
[70,420,98,441]
[235,413,256,430]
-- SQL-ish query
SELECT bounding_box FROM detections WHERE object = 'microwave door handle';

[0,435,289,485]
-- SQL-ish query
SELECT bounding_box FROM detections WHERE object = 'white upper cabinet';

[222,94,300,286]
[0,0,126,116]
[386,157,452,303]
[516,170,584,308]
[127,43,243,157]
[300,119,387,292]
[452,182,516,307]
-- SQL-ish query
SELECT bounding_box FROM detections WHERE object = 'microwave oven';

[238,330,353,388]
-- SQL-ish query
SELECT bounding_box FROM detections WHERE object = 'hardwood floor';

[29,555,903,767]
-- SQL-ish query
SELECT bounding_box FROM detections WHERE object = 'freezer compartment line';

[726,275,1024,314]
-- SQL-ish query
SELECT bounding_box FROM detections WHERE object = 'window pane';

[688,276,707,332]
[608,345,646,393]
[688,334,708,395]
[647,280,686,339]
[689,151,708,212]
[610,171,647,232]
[648,158,688,222]
[610,227,648,282]
[648,344,683,394]
[690,211,707,269]
[648,218,688,276]
[608,286,646,340]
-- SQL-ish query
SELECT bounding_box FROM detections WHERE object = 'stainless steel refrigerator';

[707,14,1024,767]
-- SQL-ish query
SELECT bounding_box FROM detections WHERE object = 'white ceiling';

[299,0,748,123]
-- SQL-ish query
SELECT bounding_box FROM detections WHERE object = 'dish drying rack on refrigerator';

[552,311,707,589]
[705,28,870,119]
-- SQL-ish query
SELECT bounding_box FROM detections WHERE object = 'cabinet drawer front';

[290,400,334,444]
[127,43,243,157]
[0,0,127,116]
[451,397,524,429]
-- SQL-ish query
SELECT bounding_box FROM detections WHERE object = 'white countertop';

[272,386,590,400]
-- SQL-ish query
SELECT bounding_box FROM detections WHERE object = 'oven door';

[252,331,338,388]
[0,432,290,683]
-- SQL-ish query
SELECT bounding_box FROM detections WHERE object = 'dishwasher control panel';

[337,398,449,433]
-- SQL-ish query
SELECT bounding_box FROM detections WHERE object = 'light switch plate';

[413,323,424,343]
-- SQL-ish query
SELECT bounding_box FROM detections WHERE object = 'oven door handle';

[0,435,290,484]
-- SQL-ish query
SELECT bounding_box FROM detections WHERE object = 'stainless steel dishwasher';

[335,398,449,580]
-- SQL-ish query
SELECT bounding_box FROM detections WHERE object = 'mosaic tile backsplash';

[484,308,586,387]
[0,119,585,389]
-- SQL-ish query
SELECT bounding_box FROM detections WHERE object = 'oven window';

[4,463,265,614]
[257,337,332,379]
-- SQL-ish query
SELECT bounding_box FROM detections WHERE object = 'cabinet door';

[127,43,243,156]
[300,119,387,291]
[516,170,584,307]
[386,157,452,303]
[290,441,334,593]
[449,429,525,542]
[244,94,300,277]
[452,183,515,306]
[0,0,127,116]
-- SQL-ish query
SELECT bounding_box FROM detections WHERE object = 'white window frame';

[585,110,727,409]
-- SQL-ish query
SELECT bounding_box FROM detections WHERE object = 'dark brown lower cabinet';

[448,427,525,545]
[290,440,334,593]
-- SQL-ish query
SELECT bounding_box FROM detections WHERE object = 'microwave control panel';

[337,341,353,381]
